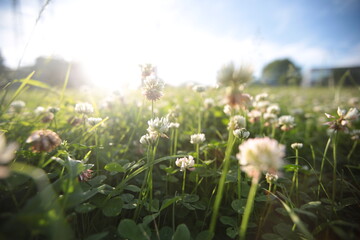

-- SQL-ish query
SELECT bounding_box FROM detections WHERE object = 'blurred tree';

[261,59,302,85]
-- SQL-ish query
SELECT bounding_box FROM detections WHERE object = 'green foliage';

[261,58,302,85]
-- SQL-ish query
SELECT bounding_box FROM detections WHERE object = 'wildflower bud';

[41,112,54,123]
[26,129,61,153]
[175,155,195,171]
[190,133,206,144]
[68,116,83,126]
[265,172,279,184]
[291,142,303,150]
[78,169,93,182]
[10,100,25,113]
[233,128,250,139]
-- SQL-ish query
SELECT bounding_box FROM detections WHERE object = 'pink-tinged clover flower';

[325,107,359,132]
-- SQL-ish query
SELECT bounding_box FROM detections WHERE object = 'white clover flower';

[233,128,250,139]
[169,122,180,128]
[266,104,281,115]
[0,134,19,178]
[350,129,360,141]
[263,112,278,123]
[228,115,246,130]
[253,101,270,111]
[34,106,45,115]
[248,109,262,123]
[75,103,94,115]
[223,104,232,116]
[278,115,295,131]
[237,137,285,179]
[175,155,195,171]
[204,98,215,109]
[10,100,25,113]
[87,117,103,126]
[147,117,170,137]
[291,142,303,150]
[142,74,165,101]
[255,93,268,102]
[140,133,157,145]
[192,85,206,93]
[265,172,279,184]
[190,133,206,144]
[337,107,347,118]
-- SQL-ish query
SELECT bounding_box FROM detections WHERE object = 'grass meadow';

[0,74,360,240]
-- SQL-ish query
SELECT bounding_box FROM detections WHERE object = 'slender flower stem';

[209,130,235,233]
[240,176,259,240]
[317,137,332,199]
[182,170,187,195]
[290,149,299,204]
[332,132,338,211]
[347,141,358,163]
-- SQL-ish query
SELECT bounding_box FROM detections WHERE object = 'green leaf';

[196,230,214,240]
[117,219,147,240]
[14,78,51,89]
[75,203,96,213]
[262,233,284,240]
[220,216,237,227]
[120,193,134,203]
[172,224,190,240]
[231,199,246,214]
[273,223,293,238]
[160,226,174,240]
[104,162,125,173]
[226,227,238,239]
[102,197,123,217]
[142,213,159,225]
[84,231,109,240]
[183,194,199,203]
[300,201,321,210]
[160,196,181,211]
[124,184,141,192]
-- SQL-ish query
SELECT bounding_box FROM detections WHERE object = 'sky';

[0,0,360,89]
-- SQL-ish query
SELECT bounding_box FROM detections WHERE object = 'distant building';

[306,66,360,87]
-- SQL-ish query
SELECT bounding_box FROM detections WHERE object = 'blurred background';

[0,0,360,90]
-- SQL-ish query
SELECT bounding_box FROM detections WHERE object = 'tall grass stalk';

[332,132,338,211]
[317,137,332,199]
[209,129,235,233]
[239,176,259,240]
[290,149,300,204]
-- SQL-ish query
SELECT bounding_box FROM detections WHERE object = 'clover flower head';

[265,172,279,184]
[139,133,157,145]
[255,93,268,102]
[75,102,94,115]
[350,129,360,141]
[325,107,359,132]
[291,142,303,150]
[47,107,60,114]
[87,117,103,126]
[204,98,215,109]
[248,109,262,123]
[147,117,170,137]
[79,169,94,182]
[34,106,45,115]
[41,112,54,123]
[223,104,233,116]
[233,128,250,139]
[142,74,165,101]
[26,129,61,153]
[190,133,206,144]
[228,115,246,130]
[237,137,285,180]
[266,104,281,115]
[169,122,180,128]
[10,100,25,113]
[175,155,195,171]
[278,115,295,131]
